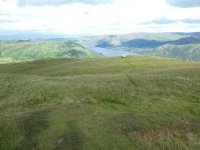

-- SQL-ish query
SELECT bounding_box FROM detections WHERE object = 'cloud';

[181,19,200,24]
[141,17,177,25]
[141,17,200,25]
[17,0,113,7]
[166,0,200,8]
[0,19,15,23]
[1,0,200,35]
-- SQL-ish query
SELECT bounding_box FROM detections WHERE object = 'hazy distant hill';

[0,34,70,41]
[74,32,200,61]
[168,37,200,45]
[75,32,192,46]
[96,36,200,47]
[0,40,101,63]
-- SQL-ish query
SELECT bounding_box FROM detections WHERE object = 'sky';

[0,0,200,36]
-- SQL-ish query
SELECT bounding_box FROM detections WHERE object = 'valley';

[75,32,200,61]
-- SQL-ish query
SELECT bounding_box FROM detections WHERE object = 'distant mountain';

[185,32,200,38]
[167,37,200,45]
[123,39,164,48]
[75,32,192,47]
[97,37,200,48]
[0,40,101,63]
[1,32,200,62]
[0,34,71,41]
[96,42,113,48]
[96,39,163,48]
[121,37,200,48]
[78,33,200,61]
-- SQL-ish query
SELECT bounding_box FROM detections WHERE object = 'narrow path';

[122,57,138,87]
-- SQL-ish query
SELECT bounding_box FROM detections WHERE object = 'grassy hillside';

[0,56,200,150]
[110,44,200,62]
[153,44,200,61]
[0,40,100,63]
[110,43,200,61]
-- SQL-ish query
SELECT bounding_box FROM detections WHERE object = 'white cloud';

[166,0,200,8]
[17,0,114,6]
[0,0,200,36]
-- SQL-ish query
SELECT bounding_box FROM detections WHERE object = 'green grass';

[0,56,200,150]
[0,40,101,63]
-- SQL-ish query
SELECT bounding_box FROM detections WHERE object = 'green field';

[0,40,100,63]
[0,56,200,150]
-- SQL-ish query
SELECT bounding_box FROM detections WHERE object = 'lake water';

[91,47,139,57]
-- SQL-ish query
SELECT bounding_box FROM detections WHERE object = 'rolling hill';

[0,40,101,63]
[0,56,200,150]
[75,32,191,46]
[74,32,200,61]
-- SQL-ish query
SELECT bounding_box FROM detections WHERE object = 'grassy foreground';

[0,56,200,150]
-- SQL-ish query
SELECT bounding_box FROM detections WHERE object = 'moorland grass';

[0,56,200,150]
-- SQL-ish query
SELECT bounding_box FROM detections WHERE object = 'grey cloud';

[17,0,113,6]
[141,17,177,25]
[166,0,200,8]
[181,19,200,24]
[140,17,200,25]
[0,19,15,24]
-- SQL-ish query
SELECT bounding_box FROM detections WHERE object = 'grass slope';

[0,56,200,150]
[0,40,100,63]
[153,44,200,61]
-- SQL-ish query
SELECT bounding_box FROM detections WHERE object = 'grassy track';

[0,56,200,150]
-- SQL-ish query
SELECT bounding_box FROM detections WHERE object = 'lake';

[91,47,139,57]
